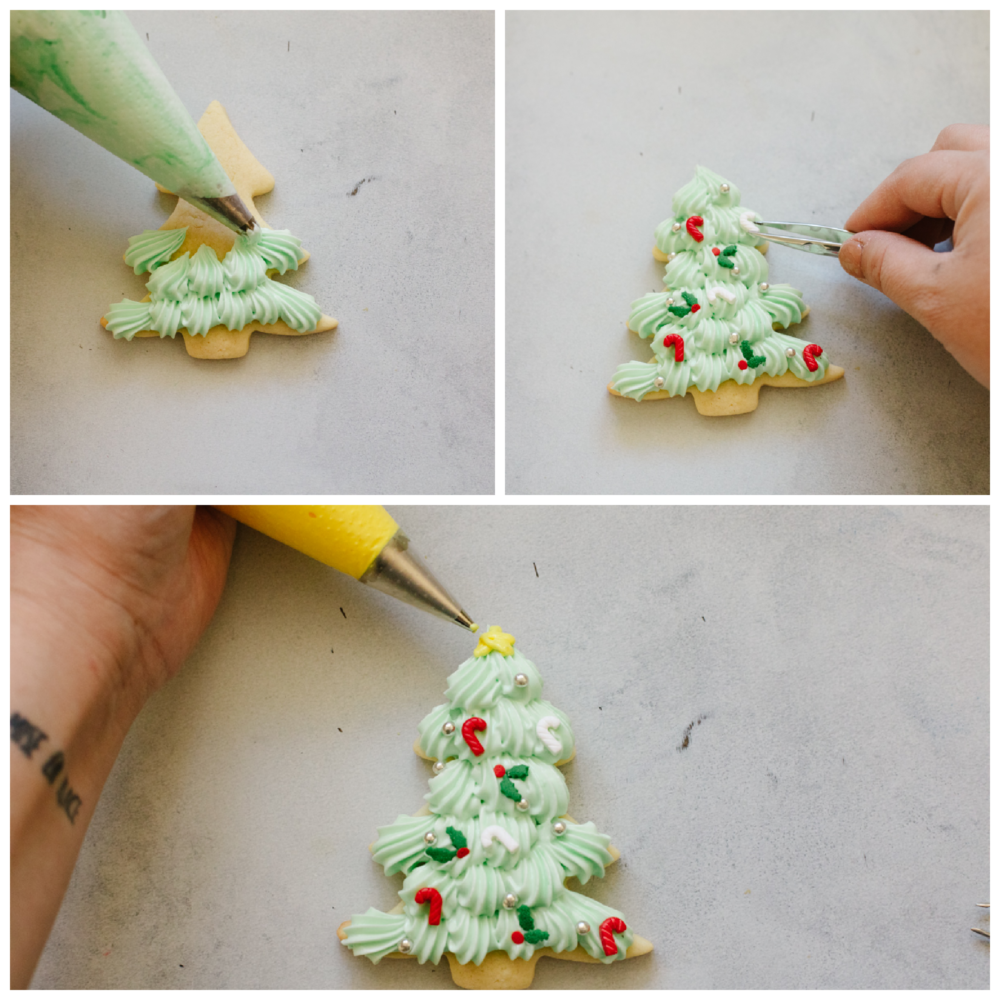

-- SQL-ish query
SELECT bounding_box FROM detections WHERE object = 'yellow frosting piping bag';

[216,506,478,632]
[10,10,255,233]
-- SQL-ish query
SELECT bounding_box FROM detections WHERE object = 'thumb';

[838,230,947,329]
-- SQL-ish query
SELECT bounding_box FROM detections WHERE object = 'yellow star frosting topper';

[473,625,516,658]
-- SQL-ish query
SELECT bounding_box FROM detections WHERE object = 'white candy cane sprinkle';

[739,211,760,234]
[480,825,520,852]
[536,716,563,754]
[707,285,737,305]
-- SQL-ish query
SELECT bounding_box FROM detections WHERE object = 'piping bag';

[10,10,255,233]
[216,506,478,632]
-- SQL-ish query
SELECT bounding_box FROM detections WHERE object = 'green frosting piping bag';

[10,10,254,233]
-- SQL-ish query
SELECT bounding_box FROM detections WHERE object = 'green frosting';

[443,645,544,709]
[611,166,831,400]
[123,228,187,274]
[344,640,636,969]
[105,226,322,340]
[341,909,408,963]
[653,165,759,253]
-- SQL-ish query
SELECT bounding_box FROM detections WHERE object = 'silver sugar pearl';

[671,222,681,232]
[665,297,674,306]
[399,938,413,954]
[785,347,796,358]
[553,821,567,835]
[760,282,769,291]
[514,673,528,687]
[432,761,446,774]
[424,831,437,844]
[729,333,740,345]
[720,183,730,193]
[732,266,740,275]
[503,893,519,909]
[576,921,591,935]
[667,252,676,262]
[516,798,530,812]
[653,377,665,389]
[442,721,456,735]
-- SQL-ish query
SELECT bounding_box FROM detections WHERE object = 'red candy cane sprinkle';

[599,917,627,956]
[512,931,525,944]
[685,215,705,242]
[462,717,487,756]
[662,333,684,363]
[414,887,443,925]
[802,344,824,372]
[494,764,506,778]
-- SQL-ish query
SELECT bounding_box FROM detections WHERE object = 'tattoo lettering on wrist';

[10,712,47,757]
[10,712,83,824]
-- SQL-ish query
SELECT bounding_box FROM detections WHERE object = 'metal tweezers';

[754,222,855,258]
[972,903,990,940]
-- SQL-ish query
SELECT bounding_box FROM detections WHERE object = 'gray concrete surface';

[11,11,494,494]
[32,505,988,988]
[506,11,989,495]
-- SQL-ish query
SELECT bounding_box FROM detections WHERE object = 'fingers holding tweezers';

[843,148,988,235]
[930,123,989,153]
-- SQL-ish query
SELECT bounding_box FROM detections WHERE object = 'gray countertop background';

[11,11,494,495]
[506,11,989,495]
[32,505,988,989]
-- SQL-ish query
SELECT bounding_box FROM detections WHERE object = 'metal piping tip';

[361,532,476,630]
[454,611,478,633]
[186,192,257,233]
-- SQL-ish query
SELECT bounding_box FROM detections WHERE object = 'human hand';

[838,124,989,387]
[13,505,236,705]
[11,505,235,988]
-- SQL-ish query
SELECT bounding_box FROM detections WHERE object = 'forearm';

[9,505,236,987]
[10,591,146,988]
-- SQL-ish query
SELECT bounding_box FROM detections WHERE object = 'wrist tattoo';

[10,712,47,757]
[11,712,83,824]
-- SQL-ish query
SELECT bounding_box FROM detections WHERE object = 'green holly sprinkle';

[506,764,529,780]
[446,826,467,850]
[717,256,735,269]
[500,776,522,801]
[668,305,691,317]
[515,905,548,942]
[681,291,698,308]
[426,846,457,863]
[740,340,767,368]
[722,245,738,256]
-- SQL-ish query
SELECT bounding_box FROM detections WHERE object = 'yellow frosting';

[217,505,398,579]
[473,626,516,658]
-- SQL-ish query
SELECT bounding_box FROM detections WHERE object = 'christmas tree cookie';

[339,626,651,989]
[608,166,843,415]
[101,101,337,359]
